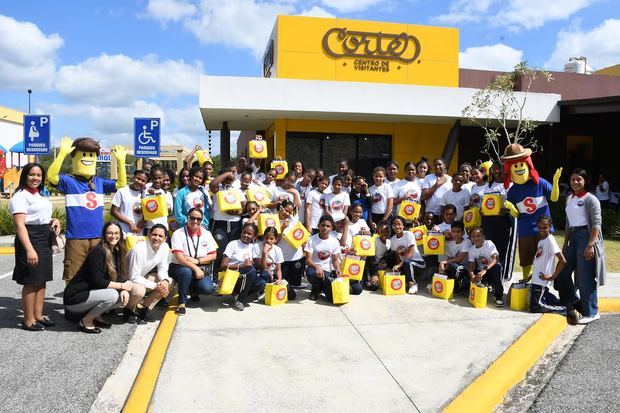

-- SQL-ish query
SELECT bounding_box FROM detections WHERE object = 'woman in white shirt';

[422,158,452,223]
[394,162,422,221]
[388,216,425,294]
[10,163,61,331]
[126,224,172,322]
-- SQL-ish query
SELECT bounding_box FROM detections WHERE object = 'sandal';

[22,321,45,331]
[79,320,101,334]
[36,317,56,327]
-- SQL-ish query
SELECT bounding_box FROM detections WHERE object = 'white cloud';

[167,106,205,135]
[146,0,197,22]
[300,6,336,18]
[0,14,63,91]
[545,19,620,70]
[54,53,203,106]
[320,0,385,13]
[459,43,523,72]
[432,0,595,30]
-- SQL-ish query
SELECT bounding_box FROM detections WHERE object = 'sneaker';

[577,314,600,324]
[495,299,505,308]
[567,309,581,325]
[125,313,137,324]
[291,282,309,289]
[408,283,418,295]
[231,300,245,311]
[175,306,186,315]
[426,283,432,293]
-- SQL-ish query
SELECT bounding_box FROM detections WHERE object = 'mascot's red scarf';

[503,156,540,189]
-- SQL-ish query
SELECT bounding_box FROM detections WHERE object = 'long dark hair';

[101,222,126,282]
[16,163,46,193]
[570,168,589,193]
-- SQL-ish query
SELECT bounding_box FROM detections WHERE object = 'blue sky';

[1,0,619,154]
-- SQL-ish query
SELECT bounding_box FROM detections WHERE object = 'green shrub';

[0,204,14,235]
[602,208,620,240]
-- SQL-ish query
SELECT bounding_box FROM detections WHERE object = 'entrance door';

[286,132,391,179]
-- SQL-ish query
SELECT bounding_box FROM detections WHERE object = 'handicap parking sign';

[23,115,51,155]
[134,118,160,158]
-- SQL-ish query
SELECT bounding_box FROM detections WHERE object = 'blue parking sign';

[134,118,161,158]
[23,115,51,155]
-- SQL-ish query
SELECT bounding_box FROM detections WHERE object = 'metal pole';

[221,122,230,167]
[27,89,31,114]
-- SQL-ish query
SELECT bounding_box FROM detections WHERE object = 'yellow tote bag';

[196,149,212,166]
[125,234,146,251]
[353,235,375,257]
[463,207,482,229]
[383,272,405,295]
[265,283,288,306]
[481,194,502,216]
[270,158,289,180]
[431,274,454,300]
[248,136,268,159]
[283,221,311,249]
[378,270,385,290]
[469,283,488,308]
[509,282,528,311]
[257,213,280,236]
[398,200,421,221]
[410,225,427,246]
[341,255,365,281]
[141,194,168,221]
[423,233,445,255]
[246,187,271,206]
[331,278,350,304]
[217,188,242,212]
[217,268,240,295]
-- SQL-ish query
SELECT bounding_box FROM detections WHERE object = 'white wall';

[0,120,27,167]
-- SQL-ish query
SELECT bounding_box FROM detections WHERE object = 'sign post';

[134,118,161,158]
[23,114,51,155]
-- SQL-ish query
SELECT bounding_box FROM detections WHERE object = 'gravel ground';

[0,253,136,413]
[530,313,620,413]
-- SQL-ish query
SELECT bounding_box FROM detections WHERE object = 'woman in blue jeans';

[169,207,218,315]
[556,169,606,325]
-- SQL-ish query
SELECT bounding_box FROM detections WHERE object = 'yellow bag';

[141,194,168,221]
[431,274,454,300]
[196,149,212,166]
[246,187,271,206]
[217,188,242,212]
[469,283,488,308]
[341,255,365,281]
[217,268,240,295]
[423,233,445,255]
[125,234,146,251]
[265,282,288,306]
[331,277,350,304]
[248,136,268,159]
[398,200,421,221]
[383,272,406,296]
[410,225,427,246]
[283,220,311,249]
[481,194,502,216]
[378,270,385,290]
[270,158,289,180]
[257,213,281,236]
[479,160,493,180]
[463,207,482,229]
[353,235,375,257]
[509,282,528,311]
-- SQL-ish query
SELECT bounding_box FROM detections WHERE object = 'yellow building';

[200,15,559,177]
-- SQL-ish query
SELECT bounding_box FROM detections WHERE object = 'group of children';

[109,155,567,313]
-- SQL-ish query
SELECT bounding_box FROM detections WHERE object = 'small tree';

[462,61,553,161]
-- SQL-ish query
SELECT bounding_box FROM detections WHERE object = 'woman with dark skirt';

[10,163,61,331]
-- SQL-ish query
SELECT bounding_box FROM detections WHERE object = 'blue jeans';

[169,264,216,305]
[556,226,598,316]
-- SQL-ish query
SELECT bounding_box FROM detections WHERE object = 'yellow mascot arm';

[112,145,128,189]
[504,201,520,218]
[550,167,562,202]
[48,137,74,186]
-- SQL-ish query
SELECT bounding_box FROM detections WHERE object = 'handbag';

[410,225,427,246]
[141,194,168,221]
[270,157,289,180]
[217,187,242,211]
[341,255,365,281]
[398,201,421,221]
[331,277,350,304]
[352,235,375,257]
[463,207,482,229]
[283,220,310,249]
[246,187,271,206]
[217,267,240,295]
[257,211,281,236]
[431,273,454,300]
[248,135,268,159]
[423,233,445,255]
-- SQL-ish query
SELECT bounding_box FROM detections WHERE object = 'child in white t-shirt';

[305,176,330,234]
[530,215,567,314]
[369,167,394,228]
[322,176,351,223]
[111,169,148,235]
[389,216,425,294]
[468,227,504,307]
[438,221,472,294]
[364,221,391,291]
[143,166,174,232]
[304,215,343,301]
[441,172,471,221]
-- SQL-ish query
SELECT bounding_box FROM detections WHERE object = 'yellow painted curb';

[0,246,14,255]
[122,296,179,413]
[600,297,620,313]
[443,314,567,413]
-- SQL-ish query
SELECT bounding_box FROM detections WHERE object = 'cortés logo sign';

[391,278,403,290]
[266,218,276,227]
[145,199,158,213]
[434,281,443,293]
[470,287,475,301]
[253,142,264,153]
[485,197,496,210]
[465,211,473,222]
[322,28,421,73]
[427,237,440,250]
[275,165,284,174]
[254,191,265,201]
[360,238,371,250]
[404,204,415,215]
[224,193,237,204]
[349,263,361,275]
[293,228,304,240]
[276,288,286,301]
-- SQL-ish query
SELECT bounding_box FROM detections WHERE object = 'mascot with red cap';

[502,144,562,281]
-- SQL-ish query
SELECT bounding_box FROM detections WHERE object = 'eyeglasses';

[188,216,202,222]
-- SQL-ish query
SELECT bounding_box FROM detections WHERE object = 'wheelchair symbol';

[138,125,156,145]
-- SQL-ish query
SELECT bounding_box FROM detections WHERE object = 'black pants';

[482,214,517,281]
[472,266,503,300]
[281,258,305,286]
[211,219,242,270]
[530,284,566,314]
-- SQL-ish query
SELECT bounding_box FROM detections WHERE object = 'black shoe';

[137,307,152,322]
[22,321,45,331]
[190,294,200,302]
[124,312,138,324]
[567,309,581,326]
[36,317,55,327]
[231,300,245,311]
[175,306,186,315]
[93,318,112,329]
[156,299,168,308]
[79,321,101,334]
[246,292,259,303]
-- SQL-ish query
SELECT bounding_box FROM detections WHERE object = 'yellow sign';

[267,15,458,87]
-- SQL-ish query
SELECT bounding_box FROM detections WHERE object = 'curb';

[0,246,14,255]
[600,297,620,312]
[442,313,567,413]
[122,296,179,413]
